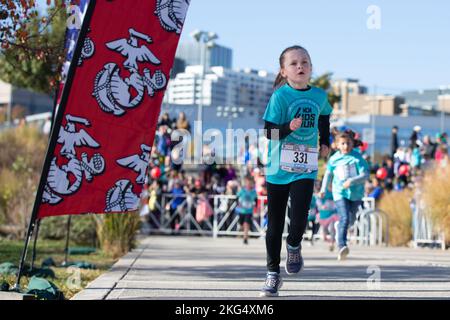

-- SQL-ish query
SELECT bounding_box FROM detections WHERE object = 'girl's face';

[280,49,312,89]
[337,137,353,154]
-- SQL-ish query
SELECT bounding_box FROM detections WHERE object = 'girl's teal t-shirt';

[326,150,369,201]
[263,84,333,185]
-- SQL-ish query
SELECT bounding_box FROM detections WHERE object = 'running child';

[260,45,332,297]
[314,180,338,252]
[236,176,258,245]
[320,131,369,260]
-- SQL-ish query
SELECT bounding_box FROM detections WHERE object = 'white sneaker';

[338,246,349,261]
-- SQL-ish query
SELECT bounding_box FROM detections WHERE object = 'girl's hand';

[318,191,325,198]
[343,180,351,189]
[289,117,302,131]
[320,144,330,159]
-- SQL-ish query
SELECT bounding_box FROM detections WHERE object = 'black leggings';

[266,179,315,273]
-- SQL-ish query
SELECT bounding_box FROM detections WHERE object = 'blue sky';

[37,0,450,95]
[180,0,450,94]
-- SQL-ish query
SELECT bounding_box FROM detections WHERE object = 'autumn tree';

[310,72,341,107]
[0,0,67,94]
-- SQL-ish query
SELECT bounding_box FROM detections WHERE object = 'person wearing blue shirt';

[236,177,258,245]
[320,131,369,261]
[260,45,332,297]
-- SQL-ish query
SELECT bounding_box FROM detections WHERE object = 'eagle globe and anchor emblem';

[92,28,168,116]
[42,115,106,205]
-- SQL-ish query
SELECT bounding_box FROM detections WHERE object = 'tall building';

[170,57,186,79]
[175,41,233,70]
[164,66,275,113]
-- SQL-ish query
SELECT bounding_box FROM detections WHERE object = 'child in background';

[236,176,258,245]
[320,131,369,260]
[314,180,338,252]
[306,194,320,246]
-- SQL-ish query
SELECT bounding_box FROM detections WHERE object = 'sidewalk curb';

[71,240,149,300]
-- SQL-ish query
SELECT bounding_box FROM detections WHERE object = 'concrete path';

[72,236,450,300]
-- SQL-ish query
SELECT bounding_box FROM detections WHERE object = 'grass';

[0,238,118,299]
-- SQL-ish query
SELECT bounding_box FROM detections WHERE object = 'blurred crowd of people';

[141,112,267,243]
[141,111,449,245]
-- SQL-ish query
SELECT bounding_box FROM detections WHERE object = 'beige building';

[438,95,450,113]
[332,79,404,117]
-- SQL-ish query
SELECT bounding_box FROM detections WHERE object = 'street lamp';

[216,105,245,163]
[216,105,245,130]
[190,30,218,130]
[439,85,446,134]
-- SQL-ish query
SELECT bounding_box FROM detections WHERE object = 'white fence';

[411,197,446,250]
[143,193,389,246]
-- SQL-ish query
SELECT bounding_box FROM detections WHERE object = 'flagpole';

[12,0,97,292]
[29,219,41,271]
[29,72,63,273]
[63,215,72,267]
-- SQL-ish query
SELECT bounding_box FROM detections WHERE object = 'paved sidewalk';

[72,236,450,300]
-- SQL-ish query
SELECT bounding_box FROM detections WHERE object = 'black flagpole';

[29,76,62,273]
[63,215,72,267]
[29,219,41,271]
[12,0,97,291]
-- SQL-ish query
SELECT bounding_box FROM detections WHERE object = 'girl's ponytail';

[273,72,286,89]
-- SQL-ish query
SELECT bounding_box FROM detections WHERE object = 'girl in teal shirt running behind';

[320,131,369,261]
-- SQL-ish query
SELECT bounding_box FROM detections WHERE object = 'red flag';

[37,0,190,218]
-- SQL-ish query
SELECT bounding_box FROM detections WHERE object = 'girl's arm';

[347,165,369,186]
[264,121,292,140]
[318,115,330,147]
[320,169,333,195]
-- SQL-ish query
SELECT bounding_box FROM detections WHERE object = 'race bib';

[280,143,318,173]
[335,163,358,181]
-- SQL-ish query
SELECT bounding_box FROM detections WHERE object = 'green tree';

[311,72,341,107]
[0,4,66,94]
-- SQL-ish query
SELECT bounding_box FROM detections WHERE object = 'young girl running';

[260,45,333,297]
[320,131,369,261]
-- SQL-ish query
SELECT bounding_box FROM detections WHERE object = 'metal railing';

[144,193,389,246]
[349,197,389,246]
[411,197,446,250]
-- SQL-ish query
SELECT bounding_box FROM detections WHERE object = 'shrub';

[421,166,450,246]
[94,212,141,259]
[0,125,46,239]
[378,189,413,247]
[39,215,97,246]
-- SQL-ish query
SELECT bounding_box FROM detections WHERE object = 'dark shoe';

[259,272,283,297]
[285,243,304,275]
[243,239,248,245]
